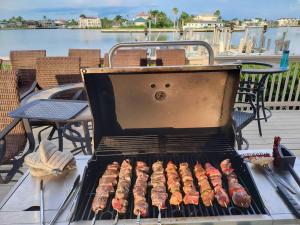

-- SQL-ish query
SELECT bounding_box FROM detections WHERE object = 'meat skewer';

[133,161,150,224]
[220,159,251,208]
[205,163,229,208]
[194,162,214,207]
[91,162,120,224]
[165,161,183,208]
[150,161,167,225]
[179,162,199,205]
[112,159,132,224]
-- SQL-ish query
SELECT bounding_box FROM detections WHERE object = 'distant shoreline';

[1,26,300,32]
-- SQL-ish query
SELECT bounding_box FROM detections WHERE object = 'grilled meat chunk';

[220,159,251,208]
[205,163,229,208]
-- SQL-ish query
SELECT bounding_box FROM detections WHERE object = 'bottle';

[280,50,289,69]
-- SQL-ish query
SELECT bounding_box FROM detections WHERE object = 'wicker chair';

[0,70,35,183]
[36,57,81,89]
[103,49,147,67]
[10,50,46,90]
[156,49,186,66]
[68,49,101,68]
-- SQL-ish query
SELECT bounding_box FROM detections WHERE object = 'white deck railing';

[216,55,300,110]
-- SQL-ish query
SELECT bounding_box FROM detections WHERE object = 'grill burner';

[73,135,266,221]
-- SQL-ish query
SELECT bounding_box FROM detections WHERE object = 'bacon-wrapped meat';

[194,162,214,207]
[133,161,149,217]
[165,161,183,206]
[151,161,167,209]
[220,159,251,208]
[92,162,120,213]
[205,163,229,208]
[179,162,199,205]
[112,159,132,214]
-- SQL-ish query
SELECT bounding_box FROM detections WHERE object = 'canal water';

[0,27,299,56]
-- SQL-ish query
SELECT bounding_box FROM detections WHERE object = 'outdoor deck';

[0,110,300,203]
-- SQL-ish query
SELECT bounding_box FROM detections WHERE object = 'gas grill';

[71,62,269,224]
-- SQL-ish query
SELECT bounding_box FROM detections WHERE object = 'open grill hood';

[82,65,241,149]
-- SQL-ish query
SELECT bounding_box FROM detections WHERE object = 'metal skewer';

[40,180,45,225]
[136,211,141,225]
[91,211,98,225]
[113,211,119,225]
[157,206,162,225]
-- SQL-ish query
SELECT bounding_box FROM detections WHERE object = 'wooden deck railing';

[215,55,300,110]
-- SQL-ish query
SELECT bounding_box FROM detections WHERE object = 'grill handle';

[108,41,214,68]
[277,184,300,218]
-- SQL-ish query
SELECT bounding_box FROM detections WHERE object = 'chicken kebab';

[205,163,230,208]
[112,159,133,214]
[194,162,215,207]
[165,161,183,207]
[179,162,199,205]
[220,159,251,208]
[133,161,150,218]
[151,160,168,223]
[92,162,120,214]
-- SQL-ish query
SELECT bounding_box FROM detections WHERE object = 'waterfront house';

[277,18,299,27]
[79,16,101,28]
[135,12,149,20]
[183,13,223,29]
[134,17,147,26]
[24,20,39,29]
[54,20,66,28]
[0,21,8,28]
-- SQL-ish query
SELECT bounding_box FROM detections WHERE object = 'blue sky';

[1,0,300,20]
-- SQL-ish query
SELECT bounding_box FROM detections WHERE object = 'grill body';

[73,65,267,222]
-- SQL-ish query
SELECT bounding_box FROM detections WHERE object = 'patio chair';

[233,91,256,150]
[103,49,148,67]
[68,49,101,68]
[35,57,81,89]
[156,49,186,66]
[10,50,46,93]
[0,70,35,183]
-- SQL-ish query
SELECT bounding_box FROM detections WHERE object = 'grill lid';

[82,65,240,148]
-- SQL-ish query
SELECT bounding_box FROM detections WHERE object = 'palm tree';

[149,10,159,26]
[114,15,123,27]
[172,7,178,30]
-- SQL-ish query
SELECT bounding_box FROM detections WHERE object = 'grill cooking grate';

[96,132,235,156]
[73,147,266,221]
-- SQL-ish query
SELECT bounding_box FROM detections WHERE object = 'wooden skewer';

[224,202,228,208]
[210,200,213,206]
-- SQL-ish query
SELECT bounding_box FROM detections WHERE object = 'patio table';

[237,61,288,136]
[20,83,93,154]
